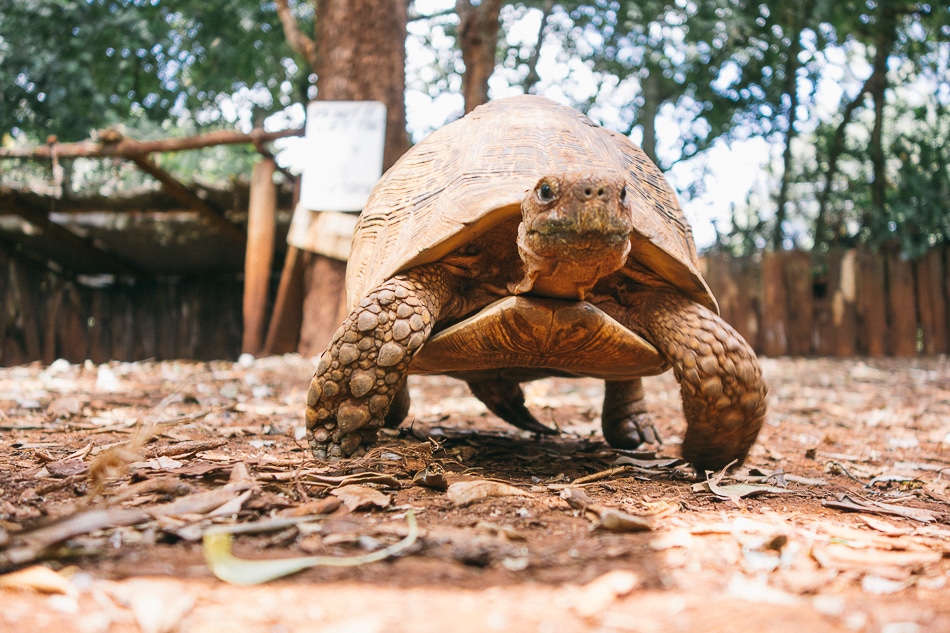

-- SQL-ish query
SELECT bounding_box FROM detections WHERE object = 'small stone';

[377,341,406,367]
[338,343,360,365]
[396,303,414,319]
[322,381,339,397]
[409,314,426,331]
[391,320,411,340]
[337,404,371,434]
[357,311,379,332]
[349,370,376,398]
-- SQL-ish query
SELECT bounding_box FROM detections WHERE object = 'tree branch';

[274,0,319,72]
[0,128,304,161]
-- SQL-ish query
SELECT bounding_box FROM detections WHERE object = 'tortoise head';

[510,171,634,300]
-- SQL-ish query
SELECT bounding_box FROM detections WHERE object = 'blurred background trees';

[2,0,948,258]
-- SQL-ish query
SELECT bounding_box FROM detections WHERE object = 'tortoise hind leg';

[601,379,660,449]
[306,265,458,459]
[467,379,557,435]
[604,287,767,472]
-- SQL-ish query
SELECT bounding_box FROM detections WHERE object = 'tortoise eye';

[619,186,627,201]
[538,182,555,202]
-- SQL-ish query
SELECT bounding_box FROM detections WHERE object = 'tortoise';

[306,95,767,471]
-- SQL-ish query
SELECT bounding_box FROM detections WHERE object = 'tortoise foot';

[306,272,448,459]
[606,289,767,472]
[466,379,557,435]
[601,379,660,449]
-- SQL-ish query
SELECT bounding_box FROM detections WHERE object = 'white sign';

[298,101,387,212]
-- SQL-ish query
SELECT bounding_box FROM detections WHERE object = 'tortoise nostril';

[584,187,593,197]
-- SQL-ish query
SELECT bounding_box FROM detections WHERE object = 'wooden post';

[262,246,305,355]
[760,252,788,357]
[886,251,918,356]
[242,158,278,356]
[783,251,814,356]
[915,248,947,355]
[856,248,887,357]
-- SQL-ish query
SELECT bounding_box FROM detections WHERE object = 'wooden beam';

[126,154,246,243]
[5,195,144,277]
[0,127,304,161]
[262,246,305,356]
[242,158,277,355]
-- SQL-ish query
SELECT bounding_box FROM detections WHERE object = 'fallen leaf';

[412,464,448,491]
[588,506,653,532]
[572,570,640,618]
[202,510,418,585]
[331,485,392,511]
[0,565,75,595]
[106,578,195,633]
[822,493,937,523]
[860,515,915,536]
[811,542,941,574]
[446,480,532,507]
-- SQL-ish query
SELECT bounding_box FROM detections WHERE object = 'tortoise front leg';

[306,265,458,459]
[603,288,767,472]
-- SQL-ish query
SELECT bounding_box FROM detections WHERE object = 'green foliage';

[0,0,300,142]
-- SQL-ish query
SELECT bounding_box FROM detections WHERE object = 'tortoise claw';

[467,379,558,436]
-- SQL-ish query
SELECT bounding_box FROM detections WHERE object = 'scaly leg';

[603,288,767,472]
[601,379,659,448]
[466,379,557,435]
[306,265,458,459]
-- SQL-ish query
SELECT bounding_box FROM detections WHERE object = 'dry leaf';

[0,565,75,595]
[822,493,937,523]
[106,579,196,633]
[811,542,941,574]
[331,484,392,511]
[588,506,654,532]
[572,570,640,618]
[446,480,532,507]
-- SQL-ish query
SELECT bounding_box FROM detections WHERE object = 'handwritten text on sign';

[298,101,387,212]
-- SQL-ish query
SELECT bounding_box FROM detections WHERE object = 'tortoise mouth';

[525,227,631,254]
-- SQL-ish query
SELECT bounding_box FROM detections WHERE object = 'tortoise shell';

[345,95,715,313]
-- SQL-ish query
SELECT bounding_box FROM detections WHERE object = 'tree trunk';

[640,69,661,165]
[456,0,504,113]
[771,4,811,251]
[297,0,410,356]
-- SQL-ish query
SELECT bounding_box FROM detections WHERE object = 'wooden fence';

[1,252,244,366]
[2,245,948,365]
[702,246,949,357]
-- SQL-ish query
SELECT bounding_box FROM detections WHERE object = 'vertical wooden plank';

[887,251,919,356]
[855,249,887,357]
[243,158,278,356]
[833,250,858,356]
[782,251,814,356]
[299,251,348,357]
[915,248,947,355]
[760,252,788,356]
[58,283,90,362]
[262,246,305,356]
[10,259,43,361]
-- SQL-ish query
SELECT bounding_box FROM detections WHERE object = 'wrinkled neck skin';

[510,172,634,301]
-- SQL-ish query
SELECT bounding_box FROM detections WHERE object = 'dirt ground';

[0,354,949,632]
